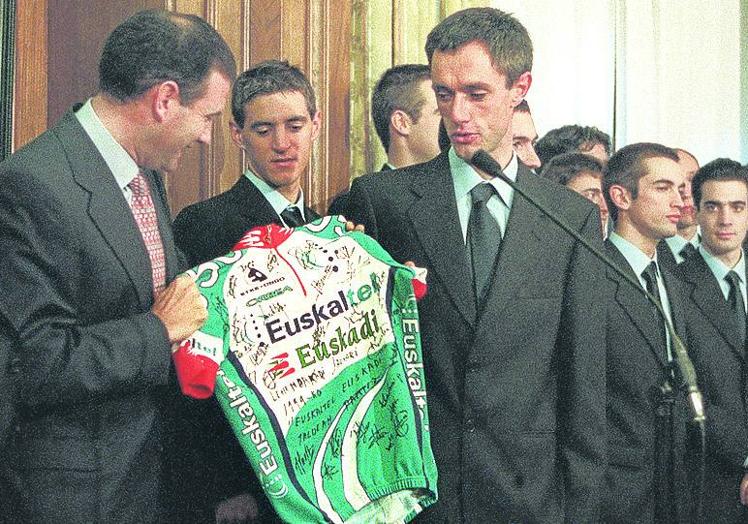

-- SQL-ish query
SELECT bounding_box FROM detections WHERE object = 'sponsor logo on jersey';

[264,273,381,344]
[267,352,296,379]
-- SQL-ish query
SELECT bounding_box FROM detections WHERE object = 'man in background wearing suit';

[601,142,694,523]
[175,60,321,265]
[535,124,611,166]
[346,7,607,522]
[511,100,541,171]
[539,152,609,236]
[0,10,234,522]
[678,158,748,522]
[172,60,324,523]
[658,148,701,272]
[328,63,442,215]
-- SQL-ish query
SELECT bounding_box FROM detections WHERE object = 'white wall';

[493,0,746,164]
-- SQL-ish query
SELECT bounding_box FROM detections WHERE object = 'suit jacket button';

[465,418,475,433]
[515,474,524,487]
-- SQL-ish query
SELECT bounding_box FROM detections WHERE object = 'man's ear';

[229,121,244,149]
[390,109,412,137]
[609,184,631,212]
[510,71,532,108]
[151,80,181,122]
[310,111,322,141]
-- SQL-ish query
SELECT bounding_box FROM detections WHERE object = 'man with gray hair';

[345,7,606,522]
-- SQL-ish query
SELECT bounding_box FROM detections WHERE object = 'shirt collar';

[700,245,745,283]
[449,147,517,206]
[244,170,305,218]
[609,231,661,277]
[664,229,700,253]
[74,98,140,190]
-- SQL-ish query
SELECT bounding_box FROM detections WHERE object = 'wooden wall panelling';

[13,0,47,151]
[47,0,163,128]
[316,0,352,213]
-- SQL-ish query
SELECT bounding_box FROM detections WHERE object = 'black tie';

[281,206,305,228]
[725,271,746,346]
[679,243,697,261]
[468,183,502,306]
[641,261,668,358]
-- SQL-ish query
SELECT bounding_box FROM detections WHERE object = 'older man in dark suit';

[346,8,607,523]
[0,10,234,523]
[678,158,748,523]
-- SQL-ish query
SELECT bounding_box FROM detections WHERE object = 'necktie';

[468,183,502,306]
[679,243,697,261]
[129,171,166,294]
[725,270,746,346]
[281,206,305,228]
[641,261,667,359]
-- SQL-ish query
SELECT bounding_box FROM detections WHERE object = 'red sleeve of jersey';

[172,339,220,399]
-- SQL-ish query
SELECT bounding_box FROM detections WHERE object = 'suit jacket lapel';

[54,109,154,308]
[605,241,669,368]
[232,176,283,228]
[684,254,745,360]
[408,153,476,326]
[479,166,545,322]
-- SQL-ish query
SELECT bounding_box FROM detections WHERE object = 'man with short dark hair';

[602,142,693,523]
[657,148,701,271]
[511,100,541,170]
[540,152,609,235]
[677,158,748,522]
[175,60,322,265]
[328,64,441,215]
[535,124,611,166]
[172,59,323,523]
[346,7,606,522]
[0,9,234,522]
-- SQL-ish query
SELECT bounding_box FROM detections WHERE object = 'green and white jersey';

[174,216,437,523]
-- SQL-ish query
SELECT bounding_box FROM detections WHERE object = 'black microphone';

[470,149,705,423]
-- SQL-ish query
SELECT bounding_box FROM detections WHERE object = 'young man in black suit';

[346,8,607,522]
[328,64,442,215]
[0,10,234,522]
[174,60,322,267]
[677,158,748,522]
[172,60,325,523]
[602,142,694,522]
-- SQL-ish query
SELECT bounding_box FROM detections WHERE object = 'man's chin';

[452,144,479,161]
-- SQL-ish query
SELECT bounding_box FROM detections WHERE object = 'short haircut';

[692,158,748,209]
[231,60,317,129]
[371,64,431,152]
[425,7,532,88]
[603,142,679,221]
[99,10,236,104]
[540,152,604,186]
[515,99,531,114]
[535,125,612,166]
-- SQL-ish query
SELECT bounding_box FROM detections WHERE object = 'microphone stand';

[470,149,706,522]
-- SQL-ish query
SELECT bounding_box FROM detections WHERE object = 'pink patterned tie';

[129,171,166,294]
